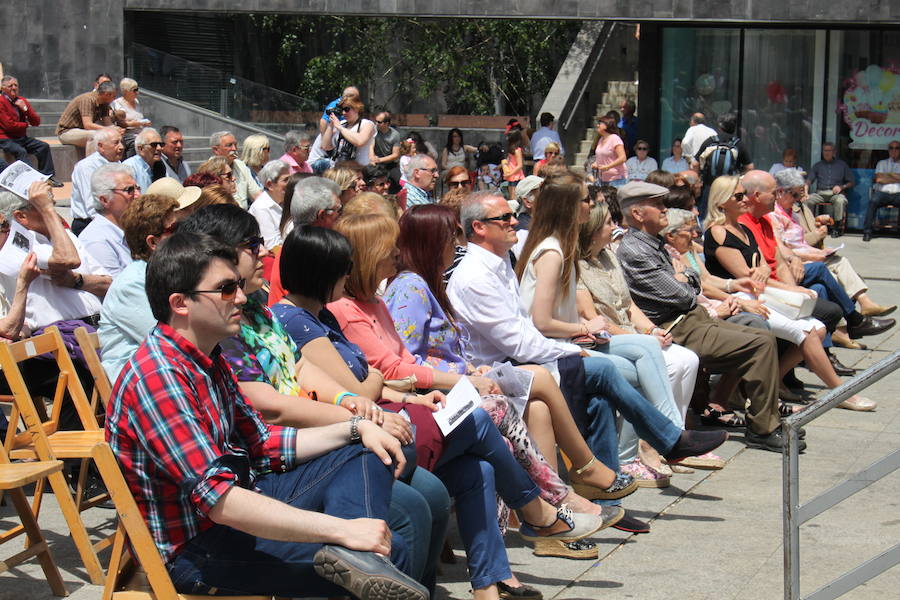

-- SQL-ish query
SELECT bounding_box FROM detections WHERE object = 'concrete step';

[579,139,594,154]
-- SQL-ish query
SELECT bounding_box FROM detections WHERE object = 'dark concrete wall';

[126,0,899,23]
[1,0,124,99]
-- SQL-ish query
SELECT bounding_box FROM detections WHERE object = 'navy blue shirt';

[808,159,853,192]
[271,304,369,382]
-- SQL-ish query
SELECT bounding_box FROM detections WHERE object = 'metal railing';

[782,349,900,600]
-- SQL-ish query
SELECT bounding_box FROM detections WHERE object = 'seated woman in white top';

[248,159,290,250]
[624,140,658,181]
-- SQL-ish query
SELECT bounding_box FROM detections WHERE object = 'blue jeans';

[168,445,409,597]
[588,334,681,463]
[434,408,541,589]
[864,190,900,234]
[802,261,855,316]
[580,356,682,474]
[389,468,450,594]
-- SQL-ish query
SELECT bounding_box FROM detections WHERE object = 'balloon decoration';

[766,81,786,104]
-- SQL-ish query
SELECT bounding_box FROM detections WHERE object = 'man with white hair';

[279,130,313,174]
[69,126,124,235]
[248,159,291,249]
[399,154,437,208]
[78,163,140,276]
[123,127,163,193]
[266,177,343,306]
[210,130,262,207]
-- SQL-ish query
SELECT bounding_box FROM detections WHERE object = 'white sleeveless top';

[518,235,579,342]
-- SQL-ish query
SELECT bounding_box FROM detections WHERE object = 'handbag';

[760,286,815,319]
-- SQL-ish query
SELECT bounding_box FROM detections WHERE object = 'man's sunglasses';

[185,278,246,302]
[113,185,141,195]
[375,119,391,124]
[143,141,164,148]
[481,212,515,223]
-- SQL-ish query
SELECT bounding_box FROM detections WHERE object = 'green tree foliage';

[255,15,579,116]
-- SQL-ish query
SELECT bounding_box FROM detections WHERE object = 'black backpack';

[699,136,741,181]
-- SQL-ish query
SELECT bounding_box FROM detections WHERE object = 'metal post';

[782,422,801,600]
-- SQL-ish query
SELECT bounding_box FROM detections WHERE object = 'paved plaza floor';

[1,233,898,600]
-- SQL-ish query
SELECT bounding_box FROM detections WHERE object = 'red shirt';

[0,94,40,139]
[738,212,780,280]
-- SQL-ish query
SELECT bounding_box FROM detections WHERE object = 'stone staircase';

[572,80,637,173]
[5,99,213,215]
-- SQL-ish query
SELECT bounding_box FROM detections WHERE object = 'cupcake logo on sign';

[841,64,900,149]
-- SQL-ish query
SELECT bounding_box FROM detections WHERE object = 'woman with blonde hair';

[533,142,561,176]
[342,191,398,220]
[196,156,237,196]
[327,213,605,599]
[111,77,151,157]
[240,133,271,185]
[517,170,692,486]
[324,164,363,205]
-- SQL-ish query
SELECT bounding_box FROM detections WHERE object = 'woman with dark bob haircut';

[385,204,635,511]
[178,206,441,592]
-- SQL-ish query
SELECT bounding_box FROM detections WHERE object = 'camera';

[325,107,342,118]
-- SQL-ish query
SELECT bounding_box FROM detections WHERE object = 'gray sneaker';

[314,544,429,600]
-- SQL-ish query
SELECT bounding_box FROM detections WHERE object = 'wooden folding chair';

[0,443,68,596]
[92,442,270,600]
[73,327,113,413]
[0,327,108,585]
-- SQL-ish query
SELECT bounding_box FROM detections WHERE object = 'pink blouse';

[328,296,436,388]
[594,134,627,182]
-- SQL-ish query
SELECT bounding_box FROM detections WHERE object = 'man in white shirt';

[447,191,727,526]
[863,141,900,242]
[624,140,657,181]
[0,183,111,332]
[78,163,139,276]
[69,126,124,235]
[530,112,564,160]
[122,127,162,193]
[248,159,290,249]
[680,113,717,164]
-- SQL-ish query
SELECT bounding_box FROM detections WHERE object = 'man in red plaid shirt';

[105,231,427,600]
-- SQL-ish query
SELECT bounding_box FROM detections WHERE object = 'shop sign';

[841,64,900,149]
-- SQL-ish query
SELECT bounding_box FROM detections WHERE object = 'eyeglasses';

[788,190,804,199]
[341,106,353,113]
[890,146,900,150]
[113,185,141,196]
[481,212,515,224]
[262,146,270,151]
[297,145,311,151]
[222,171,235,181]
[448,180,470,188]
[184,278,246,302]
[732,192,746,202]
[581,196,594,204]
[375,119,391,124]
[239,236,265,255]
[324,205,343,216]
[417,168,439,175]
[636,146,649,151]
[144,141,164,148]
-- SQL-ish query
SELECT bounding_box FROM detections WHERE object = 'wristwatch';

[349,415,364,443]
[72,273,85,289]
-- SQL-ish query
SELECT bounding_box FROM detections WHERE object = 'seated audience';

[248,159,290,250]
[324,164,364,206]
[69,126,125,235]
[324,214,608,593]
[98,193,183,381]
[399,154,438,209]
[364,164,391,196]
[533,142,562,177]
[197,156,237,196]
[644,170,676,188]
[111,78,151,156]
[79,163,140,276]
[384,204,635,508]
[56,80,123,148]
[122,127,162,193]
[0,74,58,184]
[159,125,191,182]
[279,130,314,174]
[343,192,398,220]
[768,147,805,178]
[770,168,894,317]
[144,177,202,213]
[613,181,789,452]
[0,211,40,340]
[805,143,852,236]
[105,230,426,600]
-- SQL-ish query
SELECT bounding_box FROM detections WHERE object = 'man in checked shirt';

[105,231,427,600]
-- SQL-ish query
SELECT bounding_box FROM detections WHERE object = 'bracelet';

[725,279,733,293]
[334,391,358,406]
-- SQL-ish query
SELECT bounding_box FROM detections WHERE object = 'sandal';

[699,406,746,428]
[778,402,800,417]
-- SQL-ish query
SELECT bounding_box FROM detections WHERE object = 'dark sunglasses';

[145,141,164,148]
[636,146,649,151]
[481,212,515,224]
[375,119,391,124]
[448,180,470,188]
[341,106,353,113]
[732,192,746,202]
[240,236,265,255]
[788,190,804,199]
[185,278,245,302]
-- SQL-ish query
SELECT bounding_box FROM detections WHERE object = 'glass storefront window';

[659,28,739,160]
